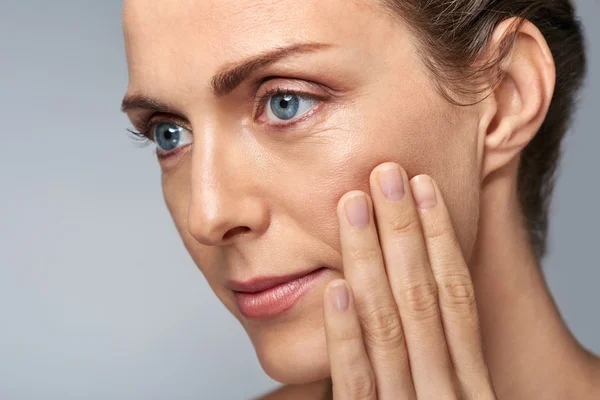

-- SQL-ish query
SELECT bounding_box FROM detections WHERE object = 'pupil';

[279,99,289,108]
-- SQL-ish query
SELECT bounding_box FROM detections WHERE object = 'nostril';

[223,226,251,241]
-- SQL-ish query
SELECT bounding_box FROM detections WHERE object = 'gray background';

[0,1,597,399]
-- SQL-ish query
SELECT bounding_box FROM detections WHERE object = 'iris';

[155,123,184,151]
[269,93,301,120]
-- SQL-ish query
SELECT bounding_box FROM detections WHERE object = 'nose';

[186,134,270,247]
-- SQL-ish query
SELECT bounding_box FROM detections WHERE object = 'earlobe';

[479,18,556,179]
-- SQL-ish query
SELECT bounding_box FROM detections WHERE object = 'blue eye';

[153,122,192,153]
[267,93,317,122]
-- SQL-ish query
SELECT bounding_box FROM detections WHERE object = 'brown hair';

[380,0,587,259]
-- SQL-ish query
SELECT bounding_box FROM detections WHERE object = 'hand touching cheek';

[324,163,495,399]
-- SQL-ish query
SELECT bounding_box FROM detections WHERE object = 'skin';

[121,0,600,398]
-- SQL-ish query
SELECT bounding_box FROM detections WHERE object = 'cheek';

[162,168,194,257]
[362,76,482,258]
[291,80,482,263]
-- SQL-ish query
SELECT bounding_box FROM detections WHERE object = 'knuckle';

[423,219,463,251]
[386,212,421,237]
[348,247,381,264]
[424,221,453,242]
[437,273,477,312]
[361,303,405,348]
[342,369,377,400]
[397,280,439,318]
[332,321,364,346]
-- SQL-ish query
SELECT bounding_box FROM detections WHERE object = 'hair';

[379,0,587,260]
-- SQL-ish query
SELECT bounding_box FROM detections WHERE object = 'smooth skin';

[324,166,494,399]
[121,0,600,398]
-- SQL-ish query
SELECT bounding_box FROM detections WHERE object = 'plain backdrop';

[0,1,598,399]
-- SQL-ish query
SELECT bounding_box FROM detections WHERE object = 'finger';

[369,163,457,398]
[337,191,415,399]
[411,175,494,395]
[324,279,377,400]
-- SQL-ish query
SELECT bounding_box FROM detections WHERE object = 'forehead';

[122,0,397,90]
[123,0,383,43]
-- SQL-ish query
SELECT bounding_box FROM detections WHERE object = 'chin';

[239,276,335,384]
[252,319,331,384]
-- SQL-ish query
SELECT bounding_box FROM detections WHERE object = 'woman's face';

[123,0,483,384]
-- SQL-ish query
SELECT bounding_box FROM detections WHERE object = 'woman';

[120,0,596,398]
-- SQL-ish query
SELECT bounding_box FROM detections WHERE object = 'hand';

[323,162,496,399]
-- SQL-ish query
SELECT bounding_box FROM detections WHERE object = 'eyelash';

[126,127,154,147]
[126,87,321,146]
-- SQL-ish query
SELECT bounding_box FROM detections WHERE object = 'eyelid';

[136,114,192,139]
[253,78,333,100]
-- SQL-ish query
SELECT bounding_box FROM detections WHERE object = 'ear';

[478,18,556,179]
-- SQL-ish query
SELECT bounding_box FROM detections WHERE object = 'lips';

[228,267,328,319]
[226,267,325,293]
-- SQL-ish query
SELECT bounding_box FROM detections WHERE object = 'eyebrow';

[120,95,176,114]
[210,42,332,96]
[121,42,332,113]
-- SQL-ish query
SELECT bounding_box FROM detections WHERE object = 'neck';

[469,168,599,399]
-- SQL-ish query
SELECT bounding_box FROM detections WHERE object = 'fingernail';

[412,175,437,209]
[329,281,349,312]
[344,194,369,228]
[378,166,405,202]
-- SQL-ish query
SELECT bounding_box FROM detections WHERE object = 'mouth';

[228,267,329,319]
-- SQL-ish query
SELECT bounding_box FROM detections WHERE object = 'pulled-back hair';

[380,0,586,259]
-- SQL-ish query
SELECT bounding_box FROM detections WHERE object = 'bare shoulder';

[254,380,332,400]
